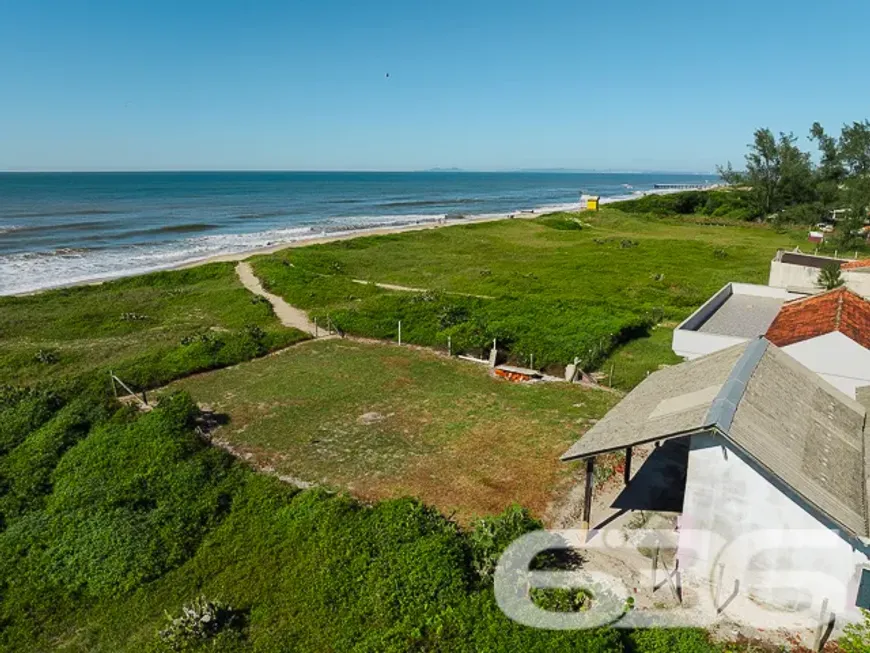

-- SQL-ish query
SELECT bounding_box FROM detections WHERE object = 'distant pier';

[653,183,715,190]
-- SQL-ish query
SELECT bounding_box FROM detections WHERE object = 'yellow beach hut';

[580,194,600,211]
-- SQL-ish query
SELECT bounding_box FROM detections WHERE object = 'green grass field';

[0,203,828,652]
[0,263,306,390]
[251,209,805,370]
[170,338,617,523]
[597,325,683,391]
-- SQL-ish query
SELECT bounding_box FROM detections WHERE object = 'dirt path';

[351,279,494,299]
[236,262,321,336]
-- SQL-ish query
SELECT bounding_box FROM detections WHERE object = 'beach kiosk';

[580,194,600,211]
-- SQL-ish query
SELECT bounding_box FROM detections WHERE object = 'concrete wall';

[770,260,870,297]
[768,260,822,293]
[844,270,870,298]
[783,332,870,399]
[678,432,869,629]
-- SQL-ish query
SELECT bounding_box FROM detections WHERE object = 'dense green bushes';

[0,383,730,652]
[253,254,656,371]
[250,211,799,374]
[108,325,302,391]
[317,292,651,370]
[0,398,101,523]
[0,394,237,604]
[609,191,753,221]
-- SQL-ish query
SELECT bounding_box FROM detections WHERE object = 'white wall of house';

[769,260,870,297]
[782,332,870,399]
[672,330,747,360]
[768,261,822,293]
[678,432,869,629]
[845,271,870,298]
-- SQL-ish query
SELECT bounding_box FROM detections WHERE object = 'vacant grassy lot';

[171,338,616,522]
[0,263,306,389]
[251,209,805,370]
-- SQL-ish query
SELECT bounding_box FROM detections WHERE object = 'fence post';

[314,317,318,338]
[530,353,534,369]
[398,320,402,345]
[813,597,830,652]
[447,335,452,356]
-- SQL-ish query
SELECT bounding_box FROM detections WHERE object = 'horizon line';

[0,168,717,175]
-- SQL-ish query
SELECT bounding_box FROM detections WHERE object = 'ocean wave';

[0,201,595,295]
[15,247,98,260]
[4,208,119,219]
[324,198,365,205]
[234,210,296,221]
[0,220,120,237]
[1,206,582,295]
[376,198,484,209]
[119,223,221,238]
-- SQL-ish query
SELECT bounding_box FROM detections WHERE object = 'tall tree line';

[719,120,870,246]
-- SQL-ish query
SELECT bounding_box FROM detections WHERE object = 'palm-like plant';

[817,262,845,290]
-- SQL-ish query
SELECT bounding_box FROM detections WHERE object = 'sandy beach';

[160,187,717,271]
[9,186,716,297]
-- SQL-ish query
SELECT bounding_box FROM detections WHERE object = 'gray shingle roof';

[561,344,745,460]
[562,338,870,538]
[728,344,867,537]
[696,294,785,338]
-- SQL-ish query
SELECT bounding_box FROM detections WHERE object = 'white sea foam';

[1,190,707,296]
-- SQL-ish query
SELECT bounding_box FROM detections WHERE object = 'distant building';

[562,340,870,632]
[769,249,870,297]
[671,282,803,360]
[674,285,870,398]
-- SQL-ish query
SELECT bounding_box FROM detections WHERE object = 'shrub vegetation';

[251,210,806,373]
[0,205,851,651]
[0,386,731,652]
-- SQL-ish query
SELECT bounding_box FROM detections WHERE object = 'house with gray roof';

[673,284,870,398]
[562,339,870,631]
[769,249,870,297]
[671,282,804,360]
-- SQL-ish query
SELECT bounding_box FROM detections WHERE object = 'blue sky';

[1,0,869,172]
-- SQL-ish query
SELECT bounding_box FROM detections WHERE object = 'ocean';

[0,171,713,295]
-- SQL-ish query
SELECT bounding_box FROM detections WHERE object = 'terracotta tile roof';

[765,287,870,349]
[842,259,870,270]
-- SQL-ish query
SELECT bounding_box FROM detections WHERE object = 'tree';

[840,120,870,177]
[817,262,844,290]
[776,131,816,207]
[742,128,779,217]
[718,129,815,218]
[809,122,845,207]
